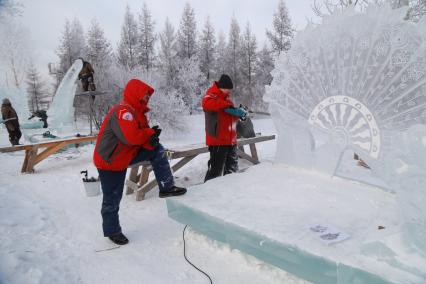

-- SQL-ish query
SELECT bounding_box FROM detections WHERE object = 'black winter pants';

[8,128,22,145]
[204,145,238,182]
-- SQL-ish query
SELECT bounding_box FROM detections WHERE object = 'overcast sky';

[19,0,315,75]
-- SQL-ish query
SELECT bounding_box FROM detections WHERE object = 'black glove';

[152,125,162,137]
[149,135,159,148]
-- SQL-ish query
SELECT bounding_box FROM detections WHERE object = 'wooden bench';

[0,136,97,173]
[125,135,276,201]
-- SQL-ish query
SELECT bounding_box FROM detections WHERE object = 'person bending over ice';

[93,79,186,245]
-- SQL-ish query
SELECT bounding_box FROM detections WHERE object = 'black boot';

[108,232,129,245]
[159,186,187,198]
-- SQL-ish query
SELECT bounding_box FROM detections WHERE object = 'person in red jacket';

[93,79,186,245]
[202,74,247,182]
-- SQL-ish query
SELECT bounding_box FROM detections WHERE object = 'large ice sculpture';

[265,5,426,255]
[48,59,83,128]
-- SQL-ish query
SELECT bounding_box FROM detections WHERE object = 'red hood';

[207,82,230,99]
[123,79,155,112]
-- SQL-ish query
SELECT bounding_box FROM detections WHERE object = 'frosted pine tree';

[26,62,49,112]
[0,0,23,20]
[175,3,202,112]
[117,5,139,71]
[158,18,179,91]
[176,56,203,112]
[177,3,198,60]
[224,17,243,97]
[253,45,274,111]
[0,20,30,88]
[214,31,227,77]
[266,0,293,56]
[137,3,157,72]
[55,18,86,90]
[85,19,114,125]
[240,22,258,107]
[199,16,216,83]
[86,19,113,89]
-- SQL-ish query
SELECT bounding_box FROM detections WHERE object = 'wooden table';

[0,136,97,173]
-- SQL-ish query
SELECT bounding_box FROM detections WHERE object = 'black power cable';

[183,225,213,284]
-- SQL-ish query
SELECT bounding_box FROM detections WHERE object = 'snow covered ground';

[0,115,309,284]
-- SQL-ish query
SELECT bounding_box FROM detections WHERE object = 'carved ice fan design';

[308,96,381,158]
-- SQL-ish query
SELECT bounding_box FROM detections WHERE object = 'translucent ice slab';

[166,164,426,284]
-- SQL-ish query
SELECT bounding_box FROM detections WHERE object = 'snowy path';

[0,116,307,284]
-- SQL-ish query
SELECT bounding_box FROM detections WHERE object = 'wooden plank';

[249,144,259,163]
[126,167,139,195]
[24,146,39,173]
[33,141,67,166]
[125,179,139,192]
[236,148,259,165]
[135,155,197,201]
[171,155,197,172]
[21,149,31,173]
[169,135,275,159]
[0,135,97,153]
[136,166,151,201]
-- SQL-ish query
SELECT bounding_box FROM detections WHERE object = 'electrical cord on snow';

[183,225,213,284]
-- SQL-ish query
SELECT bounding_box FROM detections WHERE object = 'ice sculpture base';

[166,163,426,284]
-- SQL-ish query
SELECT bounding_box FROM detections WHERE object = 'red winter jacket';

[202,82,238,146]
[93,79,156,171]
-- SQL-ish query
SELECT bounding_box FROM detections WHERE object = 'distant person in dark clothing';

[1,98,22,146]
[78,59,96,92]
[28,110,48,128]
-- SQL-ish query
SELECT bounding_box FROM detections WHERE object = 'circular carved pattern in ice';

[308,96,381,159]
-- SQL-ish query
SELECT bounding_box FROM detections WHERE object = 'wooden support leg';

[249,143,259,163]
[136,166,151,201]
[21,149,31,173]
[135,155,197,201]
[22,146,39,173]
[33,142,67,166]
[126,167,139,195]
[236,148,259,165]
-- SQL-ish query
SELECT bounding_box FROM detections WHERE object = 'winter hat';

[216,74,233,90]
[2,98,11,105]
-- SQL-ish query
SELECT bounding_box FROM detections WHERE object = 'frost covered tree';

[253,45,275,111]
[55,18,86,88]
[84,19,114,124]
[158,18,179,91]
[199,16,216,82]
[177,3,198,60]
[175,56,203,112]
[86,19,113,89]
[266,0,294,56]
[26,62,49,112]
[0,20,30,88]
[117,5,139,70]
[240,23,258,107]
[224,17,243,94]
[0,0,23,20]
[312,0,372,16]
[137,3,157,72]
[398,0,426,21]
[241,23,257,88]
[215,31,227,77]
